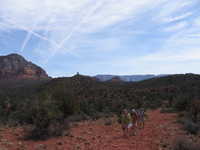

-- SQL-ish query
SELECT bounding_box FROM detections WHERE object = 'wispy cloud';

[0,0,165,55]
[0,0,200,75]
[155,0,195,23]
[194,17,200,26]
[161,12,192,23]
[164,21,188,32]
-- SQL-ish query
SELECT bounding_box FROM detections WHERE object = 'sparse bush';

[160,107,177,113]
[176,118,185,124]
[178,111,185,118]
[190,100,200,123]
[90,112,106,120]
[183,120,199,135]
[48,121,69,137]
[174,96,190,111]
[67,114,89,122]
[173,137,199,150]
[104,118,112,126]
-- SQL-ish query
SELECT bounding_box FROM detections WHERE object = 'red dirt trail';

[0,109,183,150]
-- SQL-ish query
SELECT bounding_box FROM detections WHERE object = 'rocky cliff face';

[0,53,49,80]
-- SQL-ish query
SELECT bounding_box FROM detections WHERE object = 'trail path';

[0,109,183,150]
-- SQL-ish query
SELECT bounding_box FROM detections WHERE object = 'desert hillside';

[0,55,200,150]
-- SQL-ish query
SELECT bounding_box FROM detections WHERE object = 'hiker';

[136,108,145,129]
[130,109,138,136]
[120,109,132,137]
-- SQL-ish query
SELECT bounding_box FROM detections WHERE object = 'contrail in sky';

[56,0,106,51]
[1,19,59,48]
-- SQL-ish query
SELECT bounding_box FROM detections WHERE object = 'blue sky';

[0,0,200,77]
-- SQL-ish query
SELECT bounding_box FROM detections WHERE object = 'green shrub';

[24,95,67,140]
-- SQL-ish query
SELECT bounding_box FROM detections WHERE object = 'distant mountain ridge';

[0,53,49,80]
[95,74,168,82]
[0,53,168,82]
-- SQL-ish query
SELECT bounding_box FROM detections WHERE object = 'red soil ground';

[0,109,185,150]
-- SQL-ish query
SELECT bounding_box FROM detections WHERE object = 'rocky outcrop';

[0,53,49,80]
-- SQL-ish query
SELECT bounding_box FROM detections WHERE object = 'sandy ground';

[0,109,185,150]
